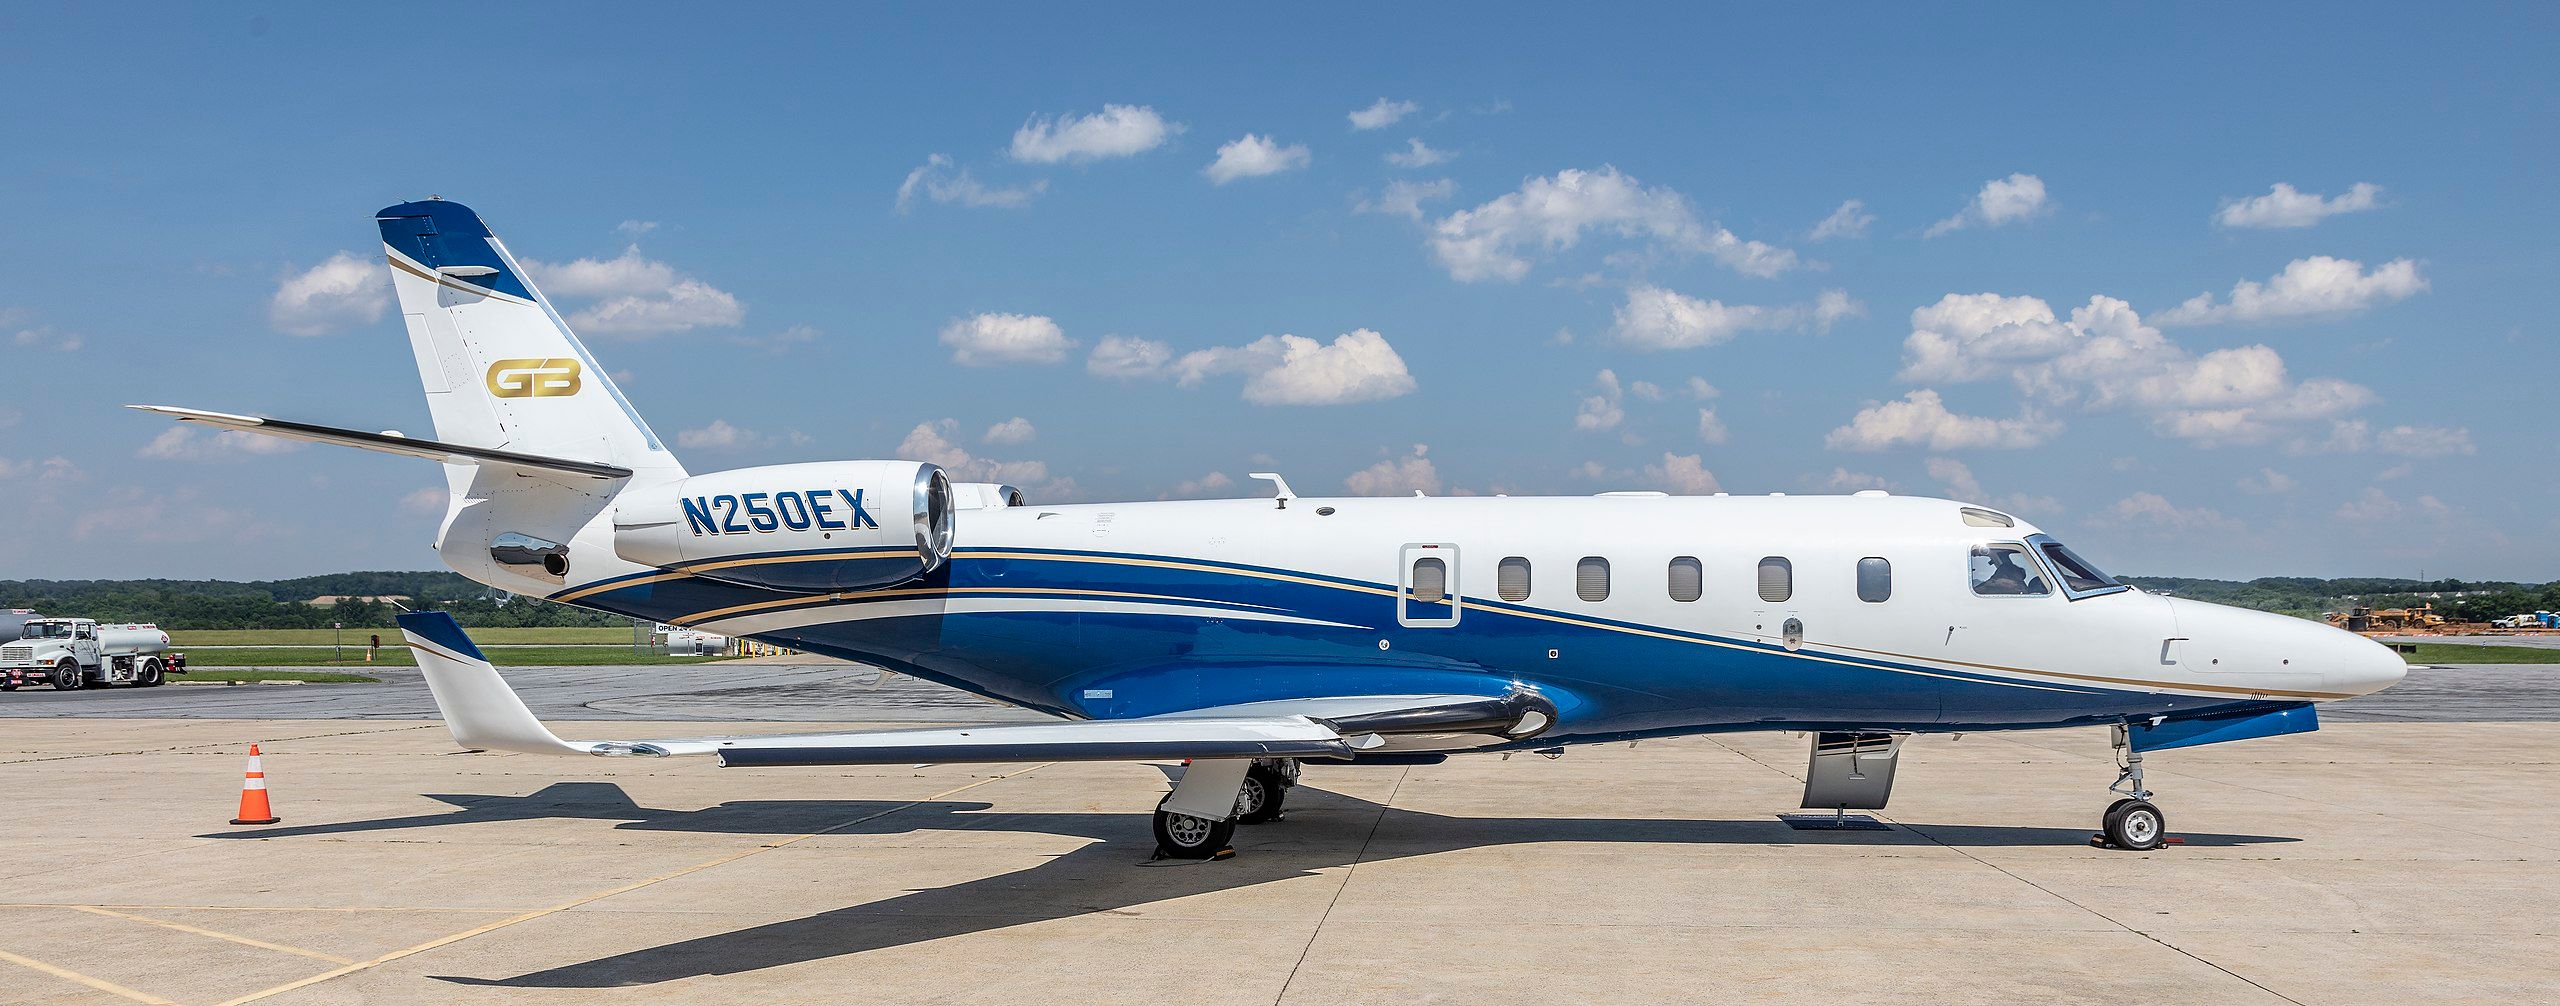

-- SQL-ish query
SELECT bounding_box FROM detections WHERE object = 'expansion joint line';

[1273,766,1411,1006]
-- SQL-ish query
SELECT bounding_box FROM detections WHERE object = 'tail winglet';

[397,611,589,756]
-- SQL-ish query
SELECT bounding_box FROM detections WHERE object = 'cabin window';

[1969,544,2051,596]
[1576,557,1611,602]
[1857,557,1892,602]
[1757,557,1792,603]
[1497,557,1532,601]
[1410,557,1447,604]
[1667,557,1702,602]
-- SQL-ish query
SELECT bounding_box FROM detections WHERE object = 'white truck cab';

[0,618,186,691]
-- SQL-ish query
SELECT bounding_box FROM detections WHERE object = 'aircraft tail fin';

[375,199,682,480]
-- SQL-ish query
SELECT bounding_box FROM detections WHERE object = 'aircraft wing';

[127,405,631,481]
[397,612,1548,766]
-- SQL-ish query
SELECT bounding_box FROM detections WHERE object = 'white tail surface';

[376,199,684,481]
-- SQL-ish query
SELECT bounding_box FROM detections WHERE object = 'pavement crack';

[1272,766,1408,1006]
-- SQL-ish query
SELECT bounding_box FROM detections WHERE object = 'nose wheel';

[2098,723,2169,851]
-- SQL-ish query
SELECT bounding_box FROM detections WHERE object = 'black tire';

[0,681,16,692]
[53,661,83,691]
[2102,799,2167,851]
[138,659,164,688]
[2101,796,2135,826]
[1151,798,1236,860]
[1236,766,1289,824]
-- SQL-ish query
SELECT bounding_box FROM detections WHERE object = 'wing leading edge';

[395,612,1550,766]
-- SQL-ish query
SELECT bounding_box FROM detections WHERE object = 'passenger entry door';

[1398,543,1461,628]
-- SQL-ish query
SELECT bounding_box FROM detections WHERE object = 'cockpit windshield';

[2033,537,2129,598]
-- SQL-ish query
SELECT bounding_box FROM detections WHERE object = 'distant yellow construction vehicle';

[2325,603,2451,633]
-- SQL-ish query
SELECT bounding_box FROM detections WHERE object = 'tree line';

[2121,575,2559,622]
[0,571,640,630]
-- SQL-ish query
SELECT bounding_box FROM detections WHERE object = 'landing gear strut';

[2100,723,2167,851]
[1151,758,1298,860]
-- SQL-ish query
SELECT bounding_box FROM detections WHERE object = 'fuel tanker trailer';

[0,618,188,691]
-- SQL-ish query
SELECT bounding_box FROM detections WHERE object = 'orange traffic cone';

[229,744,281,825]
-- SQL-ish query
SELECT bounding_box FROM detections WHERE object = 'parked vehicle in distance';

[0,618,187,691]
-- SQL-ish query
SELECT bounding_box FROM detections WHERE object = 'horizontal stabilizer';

[127,405,631,480]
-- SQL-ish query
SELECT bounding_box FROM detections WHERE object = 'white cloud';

[1809,199,1874,240]
[676,419,762,450]
[1695,408,1728,445]
[2334,486,2452,525]
[2215,182,2384,229]
[1925,457,1983,498]
[2102,491,2242,534]
[983,417,1036,445]
[1386,138,1453,168]
[1347,98,1420,131]
[1629,380,1665,401]
[567,279,745,336]
[269,252,389,336]
[1170,471,1234,498]
[1574,370,1626,431]
[1009,105,1178,163]
[1345,444,1441,495]
[1925,173,2047,237]
[1823,468,1890,492]
[1686,377,1720,399]
[1428,166,1799,282]
[2237,468,2297,494]
[1825,390,2059,451]
[940,312,1073,366]
[2375,424,2475,457]
[531,247,674,297]
[615,220,659,238]
[1642,453,1721,494]
[137,426,307,461]
[1610,283,1861,349]
[896,154,1045,211]
[727,323,821,353]
[1087,334,1172,378]
[1170,329,1417,405]
[10,325,80,352]
[2156,256,2426,326]
[525,246,746,337]
[399,486,447,514]
[1894,291,2372,446]
[897,419,1075,497]
[1205,134,1311,184]
[1356,178,1455,220]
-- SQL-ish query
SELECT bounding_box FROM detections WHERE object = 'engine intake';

[613,461,954,593]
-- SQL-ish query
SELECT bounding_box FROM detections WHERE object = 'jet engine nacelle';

[613,461,955,593]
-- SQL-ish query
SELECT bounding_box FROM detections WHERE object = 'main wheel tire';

[1236,766,1290,825]
[138,659,164,688]
[53,661,84,691]
[2102,799,2167,851]
[1152,798,1236,860]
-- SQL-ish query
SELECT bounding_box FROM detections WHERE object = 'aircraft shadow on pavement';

[206,780,2297,987]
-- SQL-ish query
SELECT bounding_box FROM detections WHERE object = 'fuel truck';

[0,618,187,691]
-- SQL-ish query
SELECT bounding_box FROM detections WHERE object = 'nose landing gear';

[2099,723,2168,851]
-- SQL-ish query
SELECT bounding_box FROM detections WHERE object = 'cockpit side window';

[1969,544,2050,597]
[2031,535,2130,599]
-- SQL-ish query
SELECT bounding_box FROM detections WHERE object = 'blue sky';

[2,5,2553,582]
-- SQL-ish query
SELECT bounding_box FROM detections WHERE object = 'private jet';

[135,199,2404,858]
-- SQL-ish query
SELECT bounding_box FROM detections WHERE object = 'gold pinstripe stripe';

[576,548,2351,700]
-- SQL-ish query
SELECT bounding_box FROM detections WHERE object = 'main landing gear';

[1152,758,1299,860]
[2099,723,2168,851]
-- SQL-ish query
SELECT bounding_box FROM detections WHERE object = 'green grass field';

[178,669,382,684]
[172,626,640,646]
[184,646,736,668]
[2398,643,2560,664]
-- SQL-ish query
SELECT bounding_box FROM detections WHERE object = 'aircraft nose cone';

[2337,632,2409,696]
